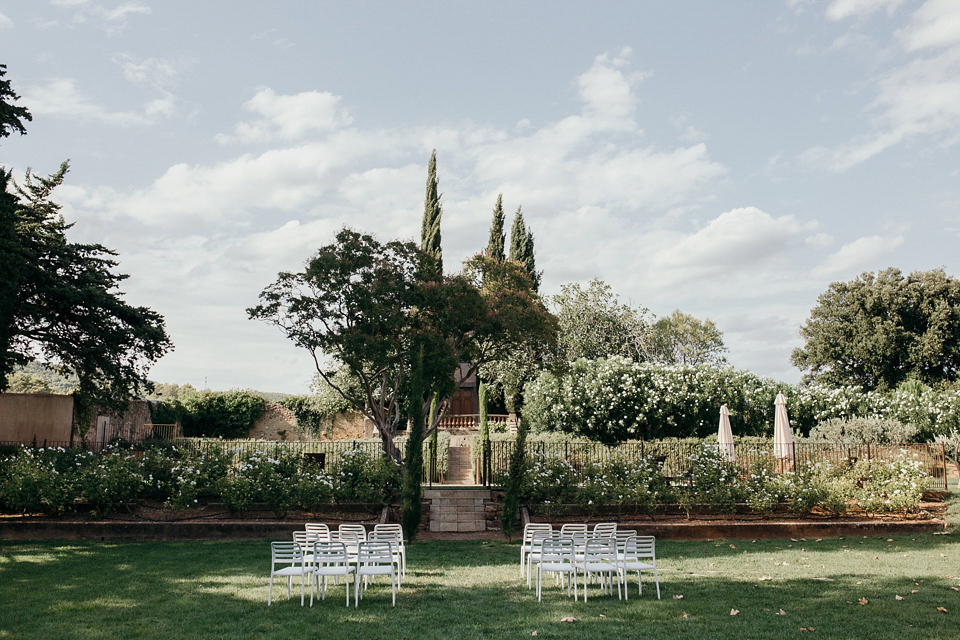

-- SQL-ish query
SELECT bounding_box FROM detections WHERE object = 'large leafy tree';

[648,310,727,367]
[551,279,651,363]
[1,69,170,419]
[249,228,556,463]
[1,163,173,420]
[792,268,960,390]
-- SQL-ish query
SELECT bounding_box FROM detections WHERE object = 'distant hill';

[9,362,78,394]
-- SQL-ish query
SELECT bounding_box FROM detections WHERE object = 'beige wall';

[0,393,74,444]
[246,405,374,441]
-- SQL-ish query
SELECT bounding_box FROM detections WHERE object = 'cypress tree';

[420,150,442,274]
[508,206,526,263]
[486,194,505,262]
[509,207,541,291]
[402,348,426,543]
[499,417,528,541]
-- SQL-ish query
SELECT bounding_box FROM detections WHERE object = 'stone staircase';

[445,434,475,485]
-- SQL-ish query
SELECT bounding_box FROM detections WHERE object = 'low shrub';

[79,448,145,516]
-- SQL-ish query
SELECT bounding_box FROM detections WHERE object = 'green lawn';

[1,497,958,639]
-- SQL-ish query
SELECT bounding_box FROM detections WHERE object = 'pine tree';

[486,194,505,262]
[402,347,426,543]
[420,150,442,274]
[524,228,542,292]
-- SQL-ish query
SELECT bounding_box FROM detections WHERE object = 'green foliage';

[178,390,265,438]
[78,448,145,516]
[678,447,743,515]
[520,455,579,514]
[508,207,541,291]
[331,449,402,507]
[808,416,918,444]
[5,372,53,393]
[420,149,443,274]
[485,194,505,263]
[849,451,930,513]
[402,349,426,542]
[649,310,728,367]
[579,455,672,514]
[793,268,960,390]
[0,162,172,418]
[500,417,528,540]
[0,446,81,514]
[550,279,650,363]
[0,64,31,140]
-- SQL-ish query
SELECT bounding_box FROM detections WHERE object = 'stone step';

[423,488,493,532]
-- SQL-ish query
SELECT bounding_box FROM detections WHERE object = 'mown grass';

[1,495,958,640]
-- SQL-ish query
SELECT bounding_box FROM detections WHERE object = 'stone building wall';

[246,404,374,441]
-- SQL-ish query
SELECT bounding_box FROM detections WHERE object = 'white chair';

[581,538,621,602]
[268,541,314,606]
[618,535,661,599]
[520,523,553,579]
[355,541,397,607]
[592,522,618,538]
[368,530,403,586]
[311,541,355,606]
[305,523,330,542]
[526,530,558,588]
[374,523,406,577]
[536,539,578,602]
[339,523,367,542]
[560,523,588,538]
[293,531,319,565]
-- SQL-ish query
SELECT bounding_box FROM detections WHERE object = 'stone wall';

[82,399,157,448]
[247,404,374,441]
[0,393,74,444]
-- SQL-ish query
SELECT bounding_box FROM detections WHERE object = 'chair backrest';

[271,541,303,567]
[530,530,557,551]
[305,523,330,542]
[293,531,318,547]
[614,530,637,551]
[540,538,574,565]
[374,523,404,542]
[626,535,656,560]
[584,538,618,564]
[357,541,393,564]
[523,523,553,544]
[312,541,349,565]
[339,524,367,542]
[560,523,588,537]
[368,530,400,551]
[592,522,617,537]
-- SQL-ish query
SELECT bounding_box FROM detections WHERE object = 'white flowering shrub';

[678,446,745,514]
[0,446,83,515]
[850,451,929,513]
[331,448,401,507]
[579,454,673,514]
[520,454,579,514]
[524,358,960,441]
[78,446,146,516]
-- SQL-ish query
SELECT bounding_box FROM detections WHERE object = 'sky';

[2,0,960,394]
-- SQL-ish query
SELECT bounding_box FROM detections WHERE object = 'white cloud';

[812,233,904,276]
[112,54,181,90]
[0,11,14,29]
[51,0,150,33]
[803,1,960,171]
[826,0,906,21]
[21,78,155,126]
[649,207,815,283]
[899,0,960,51]
[217,88,353,144]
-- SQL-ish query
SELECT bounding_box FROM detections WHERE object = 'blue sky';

[2,0,959,393]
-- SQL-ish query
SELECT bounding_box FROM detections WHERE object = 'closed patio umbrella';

[773,392,794,459]
[718,404,735,461]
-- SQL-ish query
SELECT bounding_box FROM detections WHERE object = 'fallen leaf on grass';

[730,609,740,616]
[937,607,948,613]
[813,577,834,582]
[896,595,904,601]
[859,597,869,605]
[531,632,537,636]
[599,614,606,618]
[800,627,816,632]
[951,587,960,592]
[673,594,684,599]
[856,581,863,585]
[911,590,919,594]
[681,612,689,619]
[710,563,716,567]
[759,576,773,581]
[776,609,786,615]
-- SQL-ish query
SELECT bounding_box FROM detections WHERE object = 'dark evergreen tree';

[401,347,426,543]
[499,417,528,541]
[420,150,442,275]
[0,64,32,140]
[509,207,541,292]
[486,194,505,262]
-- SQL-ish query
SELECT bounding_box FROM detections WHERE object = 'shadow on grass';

[0,538,957,640]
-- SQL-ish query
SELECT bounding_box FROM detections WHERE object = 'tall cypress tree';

[508,207,541,291]
[420,150,442,274]
[486,194,505,262]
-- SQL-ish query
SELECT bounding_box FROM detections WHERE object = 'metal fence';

[479,440,948,490]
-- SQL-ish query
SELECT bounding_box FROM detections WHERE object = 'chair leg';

[391,572,396,606]
[654,567,661,599]
[268,575,273,606]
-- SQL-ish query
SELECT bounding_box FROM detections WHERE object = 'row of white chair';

[268,523,407,607]
[521,523,660,602]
